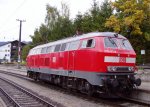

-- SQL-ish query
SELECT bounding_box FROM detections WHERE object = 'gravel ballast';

[0,72,114,107]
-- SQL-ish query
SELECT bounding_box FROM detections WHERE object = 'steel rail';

[0,87,21,107]
[117,90,150,106]
[0,70,147,106]
[0,70,127,106]
[121,96,150,106]
[0,76,56,107]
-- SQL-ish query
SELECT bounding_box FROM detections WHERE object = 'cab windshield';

[104,37,117,48]
[104,37,133,50]
[120,39,133,50]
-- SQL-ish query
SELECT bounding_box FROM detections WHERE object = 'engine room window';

[60,43,67,51]
[68,41,80,51]
[33,50,35,55]
[41,47,47,53]
[31,50,33,54]
[34,49,37,54]
[54,44,61,52]
[65,43,70,51]
[37,48,41,54]
[104,37,117,48]
[46,46,52,53]
[29,50,32,55]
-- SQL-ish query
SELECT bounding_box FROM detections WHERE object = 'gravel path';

[136,69,150,82]
[0,98,6,107]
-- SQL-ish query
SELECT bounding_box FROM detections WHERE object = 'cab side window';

[86,39,95,47]
[81,39,95,48]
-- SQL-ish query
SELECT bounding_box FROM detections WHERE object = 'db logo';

[119,57,126,63]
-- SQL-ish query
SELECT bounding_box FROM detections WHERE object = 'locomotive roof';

[32,32,127,50]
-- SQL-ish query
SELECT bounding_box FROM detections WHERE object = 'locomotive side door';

[68,51,75,75]
[67,41,80,76]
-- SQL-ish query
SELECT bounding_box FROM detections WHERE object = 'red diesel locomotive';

[26,32,141,95]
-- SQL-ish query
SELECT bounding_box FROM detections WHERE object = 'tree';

[29,2,75,49]
[105,0,150,64]
[47,3,74,40]
[45,5,59,30]
[22,44,32,61]
[31,24,50,44]
[74,0,113,33]
[105,0,150,36]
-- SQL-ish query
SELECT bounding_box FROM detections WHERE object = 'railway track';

[119,89,150,106]
[0,76,56,107]
[0,70,148,106]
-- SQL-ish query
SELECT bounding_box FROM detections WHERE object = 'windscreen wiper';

[108,37,117,47]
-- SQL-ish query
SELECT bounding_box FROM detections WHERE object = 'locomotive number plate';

[119,57,126,63]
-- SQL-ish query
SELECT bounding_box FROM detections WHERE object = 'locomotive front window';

[121,39,133,50]
[104,37,117,48]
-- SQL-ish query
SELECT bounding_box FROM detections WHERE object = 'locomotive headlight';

[128,67,134,71]
[107,66,112,72]
[107,66,117,72]
[112,67,117,72]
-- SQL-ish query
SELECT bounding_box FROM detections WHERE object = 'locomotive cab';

[101,34,141,93]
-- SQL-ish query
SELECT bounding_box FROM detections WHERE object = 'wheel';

[33,73,39,81]
[85,82,94,96]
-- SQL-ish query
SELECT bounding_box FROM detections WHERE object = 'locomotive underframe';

[27,67,141,95]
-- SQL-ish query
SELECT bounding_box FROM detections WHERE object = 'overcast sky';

[0,0,105,42]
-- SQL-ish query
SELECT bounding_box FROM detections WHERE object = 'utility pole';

[16,19,26,69]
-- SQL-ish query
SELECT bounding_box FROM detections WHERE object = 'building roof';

[0,42,9,46]
[0,40,26,47]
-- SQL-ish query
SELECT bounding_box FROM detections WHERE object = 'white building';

[0,42,11,63]
[0,40,26,63]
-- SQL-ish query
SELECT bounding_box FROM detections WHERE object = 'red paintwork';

[26,36,136,73]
